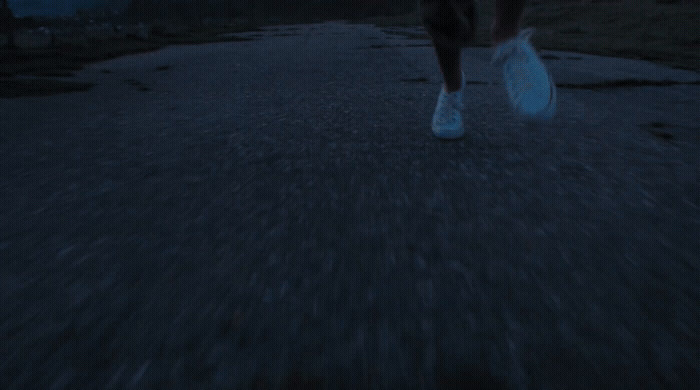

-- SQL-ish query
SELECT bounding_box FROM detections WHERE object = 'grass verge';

[1,1,697,98]
[355,0,700,72]
[0,77,94,98]
[0,22,260,98]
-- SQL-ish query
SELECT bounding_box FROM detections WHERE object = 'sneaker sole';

[521,72,557,121]
[432,123,465,139]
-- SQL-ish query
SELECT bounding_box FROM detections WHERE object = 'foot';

[491,28,556,120]
[431,74,466,139]
[432,72,466,139]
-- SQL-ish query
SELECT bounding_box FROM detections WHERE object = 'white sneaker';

[432,71,466,139]
[492,28,556,120]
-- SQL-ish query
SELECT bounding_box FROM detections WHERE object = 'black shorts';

[420,0,478,49]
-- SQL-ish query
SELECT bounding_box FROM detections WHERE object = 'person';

[421,0,557,139]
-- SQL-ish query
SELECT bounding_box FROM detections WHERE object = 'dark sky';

[8,0,130,17]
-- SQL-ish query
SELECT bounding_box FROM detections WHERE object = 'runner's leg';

[434,44,462,92]
[421,0,467,138]
[491,0,526,45]
[421,0,470,92]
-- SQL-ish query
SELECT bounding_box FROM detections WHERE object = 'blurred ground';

[1,21,699,390]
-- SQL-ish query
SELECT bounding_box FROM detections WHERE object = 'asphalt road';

[1,21,699,390]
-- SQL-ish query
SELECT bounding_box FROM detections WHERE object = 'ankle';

[444,73,463,93]
[444,84,461,93]
[491,22,519,46]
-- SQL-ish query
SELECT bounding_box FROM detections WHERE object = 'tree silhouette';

[126,0,146,23]
[0,0,17,49]
[123,0,413,26]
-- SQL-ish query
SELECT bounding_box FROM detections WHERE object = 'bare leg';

[433,43,462,93]
[491,0,526,45]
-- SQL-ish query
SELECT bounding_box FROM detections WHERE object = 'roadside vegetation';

[358,0,700,71]
[0,20,262,97]
[0,0,697,98]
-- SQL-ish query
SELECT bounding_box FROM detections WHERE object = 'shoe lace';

[504,52,530,108]
[491,28,534,65]
[492,28,535,107]
[437,91,460,123]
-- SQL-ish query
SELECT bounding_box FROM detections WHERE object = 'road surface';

[1,21,699,389]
